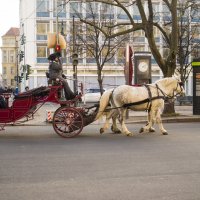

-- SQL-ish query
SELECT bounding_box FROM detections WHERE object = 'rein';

[155,81,184,100]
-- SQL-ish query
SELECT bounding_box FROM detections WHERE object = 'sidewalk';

[22,103,200,126]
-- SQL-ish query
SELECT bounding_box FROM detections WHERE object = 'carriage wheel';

[52,107,84,138]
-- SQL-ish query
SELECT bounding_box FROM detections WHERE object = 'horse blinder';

[178,81,185,96]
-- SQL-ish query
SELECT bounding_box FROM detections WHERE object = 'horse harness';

[122,84,166,112]
[109,82,183,112]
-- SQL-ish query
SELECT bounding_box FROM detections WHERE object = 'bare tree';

[176,0,200,83]
[79,0,187,113]
[82,0,178,78]
[71,2,128,94]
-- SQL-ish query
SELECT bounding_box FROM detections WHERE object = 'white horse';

[95,77,185,136]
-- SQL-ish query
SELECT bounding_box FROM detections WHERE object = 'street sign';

[192,58,200,115]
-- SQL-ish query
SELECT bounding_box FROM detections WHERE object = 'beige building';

[1,27,20,88]
[19,0,200,94]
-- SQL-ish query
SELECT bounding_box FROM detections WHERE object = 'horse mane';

[154,77,179,85]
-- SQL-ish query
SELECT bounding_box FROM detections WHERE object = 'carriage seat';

[14,86,50,99]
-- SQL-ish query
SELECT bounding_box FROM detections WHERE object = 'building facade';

[19,0,200,94]
[1,27,19,89]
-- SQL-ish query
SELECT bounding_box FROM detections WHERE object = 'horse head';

[155,77,185,99]
[173,76,185,97]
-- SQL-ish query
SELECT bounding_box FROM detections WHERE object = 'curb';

[126,116,200,124]
[13,116,200,126]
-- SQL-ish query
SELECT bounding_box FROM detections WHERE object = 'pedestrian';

[0,84,8,108]
[25,86,29,91]
[48,52,76,100]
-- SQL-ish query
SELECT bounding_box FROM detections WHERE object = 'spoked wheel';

[53,107,84,138]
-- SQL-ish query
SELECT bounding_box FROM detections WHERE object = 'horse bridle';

[155,81,184,101]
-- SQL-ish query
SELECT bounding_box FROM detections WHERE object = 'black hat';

[48,52,61,61]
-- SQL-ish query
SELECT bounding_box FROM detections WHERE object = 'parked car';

[82,88,105,103]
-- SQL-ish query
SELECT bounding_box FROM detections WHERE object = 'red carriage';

[0,83,98,138]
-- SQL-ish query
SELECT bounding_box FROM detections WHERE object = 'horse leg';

[156,110,168,135]
[99,110,114,134]
[118,108,133,136]
[111,111,121,134]
[147,111,155,132]
[139,110,155,133]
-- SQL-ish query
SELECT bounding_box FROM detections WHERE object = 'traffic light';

[19,51,24,62]
[21,34,26,45]
[72,52,78,66]
[22,65,26,72]
[26,74,29,80]
[55,44,61,52]
[26,65,31,74]
[19,76,22,83]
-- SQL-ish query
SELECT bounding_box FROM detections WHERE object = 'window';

[70,2,82,18]
[86,49,95,63]
[11,79,15,86]
[3,67,7,74]
[37,23,49,34]
[2,50,7,63]
[37,45,50,63]
[36,22,49,40]
[117,7,128,20]
[53,0,66,18]
[86,2,98,18]
[133,4,140,15]
[162,4,171,21]
[53,22,66,34]
[11,67,15,75]
[10,50,15,63]
[36,0,50,17]
[117,48,124,63]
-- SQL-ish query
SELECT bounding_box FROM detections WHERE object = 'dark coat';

[0,87,7,94]
[49,61,63,79]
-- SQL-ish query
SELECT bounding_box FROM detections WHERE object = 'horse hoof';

[126,132,133,136]
[139,128,144,133]
[111,126,121,134]
[111,125,114,132]
[162,132,168,135]
[114,130,121,134]
[149,127,155,132]
[100,128,104,134]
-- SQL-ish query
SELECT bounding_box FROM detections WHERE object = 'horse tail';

[95,89,113,120]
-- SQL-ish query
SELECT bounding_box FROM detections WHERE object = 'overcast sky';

[0,0,19,39]
[0,0,19,73]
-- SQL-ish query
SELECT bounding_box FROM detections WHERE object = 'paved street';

[0,122,200,200]
[22,103,198,126]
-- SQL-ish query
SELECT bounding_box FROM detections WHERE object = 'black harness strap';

[144,85,152,111]
[123,96,165,108]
